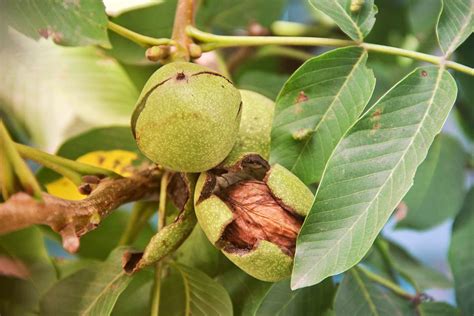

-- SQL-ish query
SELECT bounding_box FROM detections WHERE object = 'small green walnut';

[131,62,242,172]
[222,89,275,167]
[194,157,314,282]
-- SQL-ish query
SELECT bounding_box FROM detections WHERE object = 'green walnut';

[222,89,275,167]
[194,157,314,282]
[131,62,242,172]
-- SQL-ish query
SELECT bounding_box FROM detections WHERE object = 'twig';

[0,166,162,253]
[169,0,196,61]
[356,265,415,300]
[107,21,174,47]
[187,26,474,76]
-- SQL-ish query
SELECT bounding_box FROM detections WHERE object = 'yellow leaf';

[46,150,137,200]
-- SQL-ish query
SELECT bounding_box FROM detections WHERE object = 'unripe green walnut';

[222,89,275,167]
[131,62,242,172]
[195,158,313,282]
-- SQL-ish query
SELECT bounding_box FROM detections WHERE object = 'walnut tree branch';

[0,166,162,253]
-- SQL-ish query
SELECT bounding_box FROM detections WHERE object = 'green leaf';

[388,241,452,290]
[112,270,153,316]
[175,225,221,277]
[196,0,287,32]
[255,278,335,315]
[334,269,413,316]
[217,266,334,316]
[234,55,291,100]
[454,36,474,140]
[408,0,442,41]
[449,188,474,316]
[217,267,272,316]
[308,0,377,41]
[40,248,132,316]
[160,264,233,316]
[363,239,452,291]
[107,1,176,65]
[0,30,138,150]
[0,0,110,47]
[293,66,458,289]
[396,134,466,230]
[37,126,143,184]
[417,302,460,316]
[0,227,57,315]
[271,47,376,185]
[436,0,473,56]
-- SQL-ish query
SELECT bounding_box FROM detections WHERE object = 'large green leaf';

[396,134,466,230]
[160,264,233,316]
[271,47,375,185]
[0,0,110,47]
[449,188,474,315]
[0,30,138,150]
[293,66,457,289]
[436,0,473,56]
[334,269,413,316]
[308,0,377,41]
[40,248,132,316]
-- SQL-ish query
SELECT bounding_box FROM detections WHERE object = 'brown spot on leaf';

[296,91,308,103]
[372,108,382,120]
[421,70,428,77]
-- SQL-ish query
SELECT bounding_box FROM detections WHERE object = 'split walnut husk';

[194,155,313,282]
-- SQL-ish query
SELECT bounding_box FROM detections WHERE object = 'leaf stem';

[107,21,174,47]
[14,143,119,185]
[0,122,42,200]
[186,26,474,76]
[150,171,170,316]
[356,265,415,300]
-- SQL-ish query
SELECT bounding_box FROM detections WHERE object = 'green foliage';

[308,0,377,41]
[0,0,472,314]
[396,134,467,230]
[334,269,414,315]
[293,67,457,289]
[449,188,474,315]
[0,0,110,47]
[436,0,473,56]
[271,47,375,184]
[40,248,132,315]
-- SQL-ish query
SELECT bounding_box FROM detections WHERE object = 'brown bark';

[0,166,162,253]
